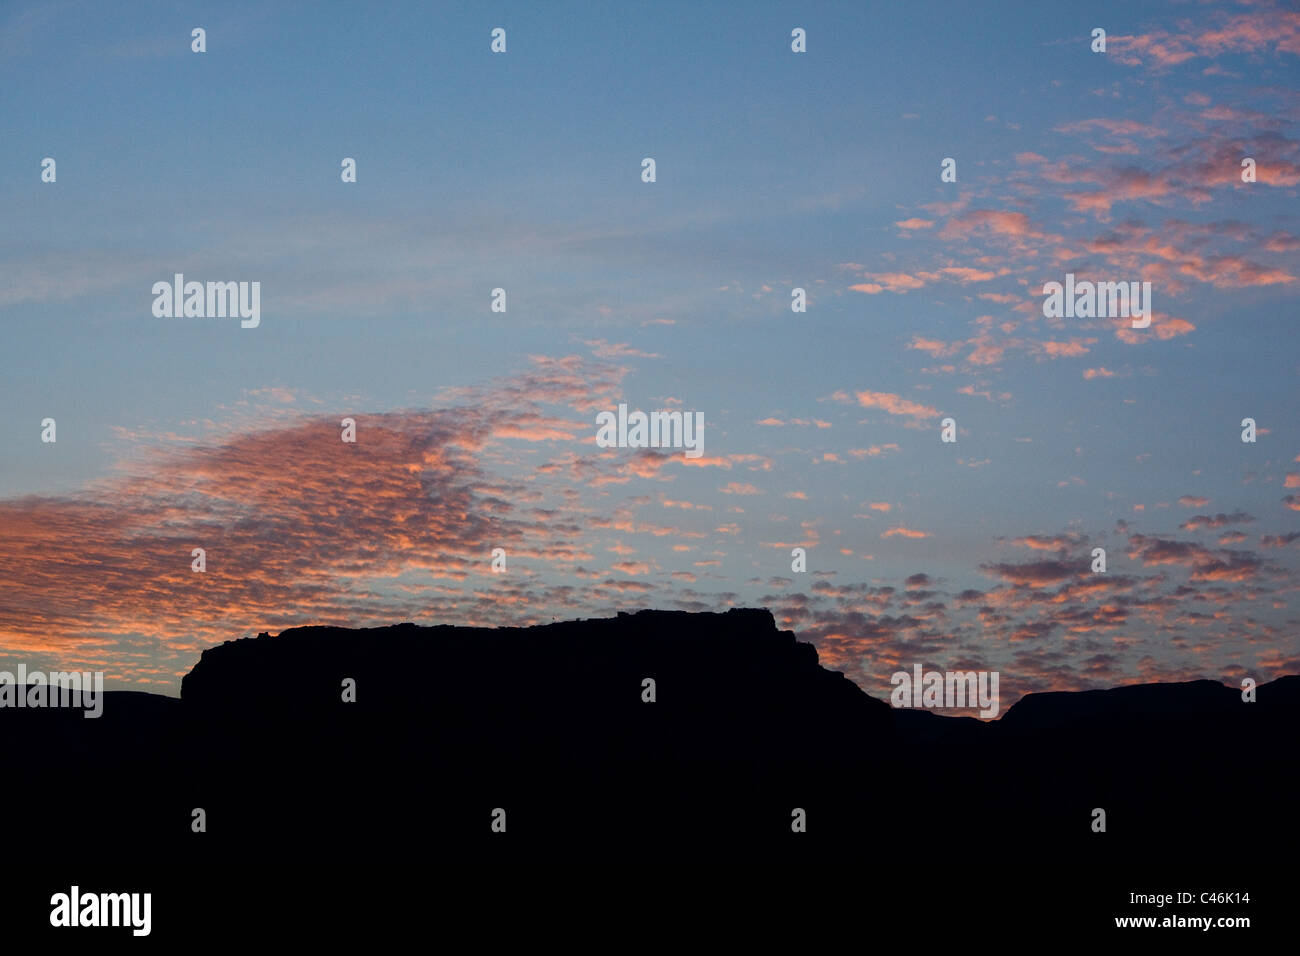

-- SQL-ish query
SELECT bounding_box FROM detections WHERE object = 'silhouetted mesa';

[4,610,1296,866]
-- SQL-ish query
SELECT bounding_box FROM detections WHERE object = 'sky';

[1,0,1298,711]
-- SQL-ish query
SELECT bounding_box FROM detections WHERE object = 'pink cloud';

[854,390,940,420]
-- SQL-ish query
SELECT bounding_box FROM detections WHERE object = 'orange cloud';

[849,445,900,458]
[881,527,931,539]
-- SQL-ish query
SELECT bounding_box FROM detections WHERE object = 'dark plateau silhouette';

[4,608,1294,937]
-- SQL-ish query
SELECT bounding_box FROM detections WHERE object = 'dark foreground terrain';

[4,608,1293,939]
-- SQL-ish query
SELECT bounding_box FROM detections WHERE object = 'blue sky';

[2,0,1298,707]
